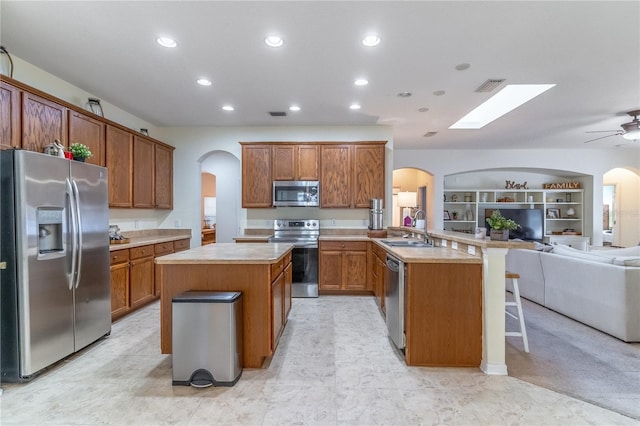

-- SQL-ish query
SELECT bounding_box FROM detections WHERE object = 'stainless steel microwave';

[273,181,320,207]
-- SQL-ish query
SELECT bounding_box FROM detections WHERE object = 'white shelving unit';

[443,189,585,241]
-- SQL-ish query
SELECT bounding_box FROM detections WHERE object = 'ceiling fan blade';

[583,134,620,143]
[585,130,620,134]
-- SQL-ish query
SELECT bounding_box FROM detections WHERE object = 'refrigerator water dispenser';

[37,207,63,256]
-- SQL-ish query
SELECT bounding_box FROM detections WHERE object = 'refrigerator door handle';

[71,179,83,289]
[66,178,79,290]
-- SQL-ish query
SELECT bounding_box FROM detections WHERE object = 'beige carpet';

[505,296,640,420]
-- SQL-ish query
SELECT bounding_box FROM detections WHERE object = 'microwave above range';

[273,181,320,207]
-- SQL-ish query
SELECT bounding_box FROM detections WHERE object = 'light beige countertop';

[155,242,294,264]
[318,235,370,242]
[370,238,482,264]
[109,229,191,251]
[426,229,535,250]
[233,235,272,242]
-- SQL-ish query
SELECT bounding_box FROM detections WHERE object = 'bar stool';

[505,272,529,353]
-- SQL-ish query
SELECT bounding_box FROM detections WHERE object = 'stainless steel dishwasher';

[385,254,405,350]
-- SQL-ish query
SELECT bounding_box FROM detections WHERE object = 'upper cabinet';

[242,144,272,208]
[0,77,174,210]
[22,92,67,153]
[320,143,385,208]
[0,81,21,150]
[242,141,386,209]
[272,144,319,181]
[106,125,133,207]
[69,110,105,166]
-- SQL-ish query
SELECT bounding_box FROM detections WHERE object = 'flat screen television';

[485,208,544,241]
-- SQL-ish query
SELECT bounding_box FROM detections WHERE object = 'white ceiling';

[1,1,639,150]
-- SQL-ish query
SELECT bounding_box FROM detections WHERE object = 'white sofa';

[506,245,640,342]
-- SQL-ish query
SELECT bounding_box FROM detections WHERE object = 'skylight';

[449,84,556,129]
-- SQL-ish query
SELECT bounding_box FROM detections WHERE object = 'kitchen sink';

[381,240,432,248]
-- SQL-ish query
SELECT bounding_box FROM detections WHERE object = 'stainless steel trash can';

[172,291,243,387]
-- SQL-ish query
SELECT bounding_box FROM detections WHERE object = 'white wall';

[604,168,640,247]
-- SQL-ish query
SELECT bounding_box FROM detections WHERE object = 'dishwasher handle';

[386,256,400,272]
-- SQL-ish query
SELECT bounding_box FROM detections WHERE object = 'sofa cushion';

[612,256,640,267]
[551,244,614,264]
[591,246,640,257]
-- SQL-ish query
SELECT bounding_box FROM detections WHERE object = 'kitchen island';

[155,243,293,368]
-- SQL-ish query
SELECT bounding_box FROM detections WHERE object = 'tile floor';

[1,296,636,425]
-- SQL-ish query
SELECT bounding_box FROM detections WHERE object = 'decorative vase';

[490,229,509,241]
[73,156,86,162]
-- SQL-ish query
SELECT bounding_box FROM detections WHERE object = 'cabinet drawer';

[154,242,174,256]
[130,245,154,259]
[284,251,292,265]
[271,258,285,279]
[173,238,190,252]
[321,240,367,251]
[110,249,129,265]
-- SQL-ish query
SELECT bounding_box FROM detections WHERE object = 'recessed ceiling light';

[157,37,177,48]
[455,63,471,71]
[397,92,412,98]
[289,105,301,111]
[362,35,380,47]
[349,104,361,110]
[265,35,284,47]
[222,105,234,111]
[449,84,556,129]
[197,79,212,86]
[354,79,369,86]
[418,107,429,112]
[433,90,446,96]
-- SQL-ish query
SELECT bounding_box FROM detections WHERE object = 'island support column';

[480,247,509,375]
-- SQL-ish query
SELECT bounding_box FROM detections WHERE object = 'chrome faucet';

[413,210,425,222]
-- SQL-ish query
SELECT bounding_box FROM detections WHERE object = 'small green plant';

[486,210,520,230]
[69,143,93,159]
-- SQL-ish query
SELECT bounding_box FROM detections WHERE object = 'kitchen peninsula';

[155,243,294,368]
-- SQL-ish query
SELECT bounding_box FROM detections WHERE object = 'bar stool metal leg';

[505,272,529,353]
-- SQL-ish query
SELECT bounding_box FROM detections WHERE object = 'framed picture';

[547,208,560,219]
[443,210,451,220]
[87,98,103,117]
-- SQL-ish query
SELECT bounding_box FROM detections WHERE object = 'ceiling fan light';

[621,121,640,140]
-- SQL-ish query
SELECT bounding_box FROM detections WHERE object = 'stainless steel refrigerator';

[1,149,111,381]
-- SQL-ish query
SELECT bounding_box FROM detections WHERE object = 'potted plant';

[486,209,520,241]
[69,143,92,162]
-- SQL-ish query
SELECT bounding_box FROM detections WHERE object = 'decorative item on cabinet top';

[69,142,93,162]
[87,98,103,117]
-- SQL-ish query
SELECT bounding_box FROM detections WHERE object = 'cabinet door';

[130,255,155,309]
[319,250,342,290]
[22,92,67,153]
[352,144,385,208]
[133,136,155,208]
[320,145,351,208]
[69,111,105,166]
[297,145,319,180]
[0,81,21,150]
[284,262,292,319]
[110,261,130,319]
[242,145,272,207]
[272,145,295,181]
[271,272,284,350]
[154,144,173,209]
[106,125,133,207]
[344,250,368,290]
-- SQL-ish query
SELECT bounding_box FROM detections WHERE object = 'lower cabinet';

[110,238,190,320]
[319,240,368,291]
[270,252,292,351]
[368,243,387,311]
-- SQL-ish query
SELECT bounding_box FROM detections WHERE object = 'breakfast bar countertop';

[154,242,294,264]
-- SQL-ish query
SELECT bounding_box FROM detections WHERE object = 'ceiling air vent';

[423,131,438,137]
[269,111,287,117]
[475,79,505,93]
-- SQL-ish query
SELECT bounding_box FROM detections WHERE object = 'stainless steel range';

[268,219,319,298]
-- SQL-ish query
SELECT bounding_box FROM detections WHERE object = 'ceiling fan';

[584,109,640,143]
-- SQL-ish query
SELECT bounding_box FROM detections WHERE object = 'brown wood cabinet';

[133,136,155,208]
[352,144,385,208]
[106,124,133,207]
[241,144,272,207]
[319,240,368,291]
[68,110,105,166]
[320,145,352,208]
[271,271,285,350]
[284,262,292,318]
[368,242,387,311]
[109,249,130,320]
[22,92,67,153]
[272,144,319,181]
[0,81,21,150]
[173,238,190,252]
[404,262,482,367]
[154,143,173,209]
[201,228,216,245]
[129,245,155,309]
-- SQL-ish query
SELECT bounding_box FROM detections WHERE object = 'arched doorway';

[392,167,434,228]
[200,151,240,243]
